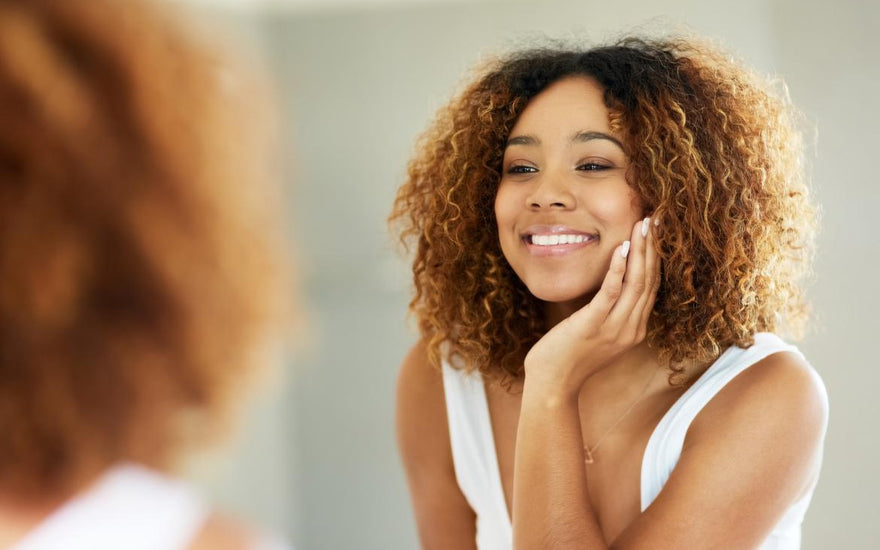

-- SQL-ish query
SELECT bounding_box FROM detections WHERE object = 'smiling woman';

[391,36,826,550]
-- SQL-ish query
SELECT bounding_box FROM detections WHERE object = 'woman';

[0,0,292,548]
[392,37,827,549]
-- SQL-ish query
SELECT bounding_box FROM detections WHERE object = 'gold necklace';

[583,367,659,465]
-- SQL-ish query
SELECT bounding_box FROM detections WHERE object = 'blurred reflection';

[0,0,293,548]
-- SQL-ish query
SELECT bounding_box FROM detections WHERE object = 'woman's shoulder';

[690,336,828,449]
[651,339,829,535]
[396,338,448,444]
[397,338,444,404]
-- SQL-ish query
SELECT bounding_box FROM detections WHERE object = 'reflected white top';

[11,463,292,550]
[441,333,826,550]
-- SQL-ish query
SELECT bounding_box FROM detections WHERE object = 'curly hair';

[390,36,816,384]
[0,0,291,496]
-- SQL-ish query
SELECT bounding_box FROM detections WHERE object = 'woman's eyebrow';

[571,130,624,150]
[506,134,539,147]
[505,131,624,151]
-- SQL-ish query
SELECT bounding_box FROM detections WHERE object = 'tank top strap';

[12,463,209,550]
[640,333,804,510]
[441,360,513,549]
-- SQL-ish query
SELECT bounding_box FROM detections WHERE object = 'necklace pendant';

[584,447,595,464]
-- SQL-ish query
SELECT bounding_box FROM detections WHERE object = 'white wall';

[768,0,880,545]
[189,0,880,548]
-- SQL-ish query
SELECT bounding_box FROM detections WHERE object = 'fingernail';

[641,217,650,237]
[620,240,631,258]
[654,217,660,226]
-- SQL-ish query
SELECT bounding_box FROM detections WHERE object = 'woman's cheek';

[584,189,643,234]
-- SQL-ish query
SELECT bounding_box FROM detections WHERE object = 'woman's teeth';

[529,234,590,245]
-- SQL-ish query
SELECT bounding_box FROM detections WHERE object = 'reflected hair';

[0,0,291,496]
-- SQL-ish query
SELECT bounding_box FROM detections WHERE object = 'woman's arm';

[513,218,658,549]
[396,340,478,550]
[514,385,605,548]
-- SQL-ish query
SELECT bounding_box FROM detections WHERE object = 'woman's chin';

[527,284,597,306]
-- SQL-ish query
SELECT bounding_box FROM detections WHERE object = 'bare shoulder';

[682,346,829,512]
[692,348,828,442]
[397,338,444,414]
[187,512,259,550]
[395,338,450,474]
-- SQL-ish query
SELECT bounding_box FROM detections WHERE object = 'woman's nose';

[526,174,575,210]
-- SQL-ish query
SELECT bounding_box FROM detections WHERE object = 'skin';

[397,76,828,549]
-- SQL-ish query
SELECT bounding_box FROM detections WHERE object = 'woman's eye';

[507,164,537,174]
[577,162,610,171]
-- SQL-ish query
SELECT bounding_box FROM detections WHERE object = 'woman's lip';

[521,224,595,236]
[521,233,598,256]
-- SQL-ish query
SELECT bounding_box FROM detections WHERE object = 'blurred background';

[166,0,879,548]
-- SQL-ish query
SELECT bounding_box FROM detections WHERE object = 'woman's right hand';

[522,216,660,399]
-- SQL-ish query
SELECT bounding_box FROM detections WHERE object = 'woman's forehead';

[509,76,618,143]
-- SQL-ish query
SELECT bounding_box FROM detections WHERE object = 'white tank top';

[441,333,826,550]
[10,463,292,550]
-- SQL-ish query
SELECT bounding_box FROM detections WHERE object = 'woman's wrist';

[521,370,583,409]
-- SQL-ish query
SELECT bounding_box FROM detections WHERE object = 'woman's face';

[495,76,644,309]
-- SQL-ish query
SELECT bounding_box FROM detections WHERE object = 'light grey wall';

[191,0,880,548]
[768,0,880,545]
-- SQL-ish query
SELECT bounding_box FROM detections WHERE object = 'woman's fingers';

[569,216,660,343]
[606,217,651,327]
[577,240,629,323]
[631,217,660,335]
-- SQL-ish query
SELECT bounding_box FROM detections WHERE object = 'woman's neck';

[542,297,591,329]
